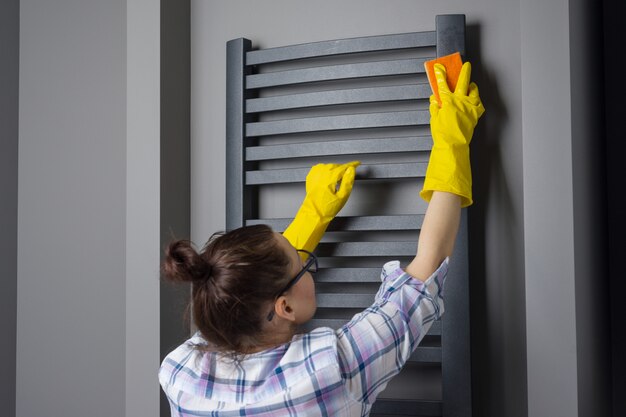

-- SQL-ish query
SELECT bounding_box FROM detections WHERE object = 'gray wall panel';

[160,0,191,415]
[126,0,161,415]
[569,0,610,416]
[0,0,19,415]
[17,1,163,416]
[519,0,609,416]
[17,1,126,416]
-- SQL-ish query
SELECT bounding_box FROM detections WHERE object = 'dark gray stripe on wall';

[160,0,191,415]
[0,0,19,415]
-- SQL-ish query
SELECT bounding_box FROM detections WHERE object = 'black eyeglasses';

[266,249,318,321]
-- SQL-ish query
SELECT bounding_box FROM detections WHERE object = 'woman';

[159,62,484,416]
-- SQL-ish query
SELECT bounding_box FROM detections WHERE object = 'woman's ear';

[273,295,296,322]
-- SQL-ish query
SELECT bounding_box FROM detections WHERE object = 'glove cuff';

[282,205,332,254]
[420,144,472,208]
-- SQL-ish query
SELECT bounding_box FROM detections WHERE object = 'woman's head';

[161,224,317,353]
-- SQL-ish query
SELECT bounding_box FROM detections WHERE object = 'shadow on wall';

[465,22,528,417]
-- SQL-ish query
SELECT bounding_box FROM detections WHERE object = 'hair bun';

[203,264,213,282]
[162,240,212,283]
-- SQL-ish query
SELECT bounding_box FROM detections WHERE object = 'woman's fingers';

[468,81,480,98]
[434,63,451,95]
[455,62,472,96]
[330,161,360,192]
[335,165,357,199]
[429,94,441,114]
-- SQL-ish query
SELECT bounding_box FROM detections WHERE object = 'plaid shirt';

[159,258,448,417]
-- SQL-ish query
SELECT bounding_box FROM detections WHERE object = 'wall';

[191,1,526,416]
[16,0,162,416]
[520,0,611,415]
[160,0,191,414]
[0,0,19,415]
[569,0,610,416]
[519,0,578,414]
[126,0,161,415]
[17,0,126,415]
[10,0,611,416]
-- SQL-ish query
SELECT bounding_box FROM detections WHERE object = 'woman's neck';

[242,320,297,354]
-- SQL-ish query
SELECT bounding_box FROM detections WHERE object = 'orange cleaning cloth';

[424,52,463,105]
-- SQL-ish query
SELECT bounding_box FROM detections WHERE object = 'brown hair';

[161,224,292,353]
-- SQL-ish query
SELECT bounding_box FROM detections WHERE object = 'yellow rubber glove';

[283,161,360,257]
[420,61,485,207]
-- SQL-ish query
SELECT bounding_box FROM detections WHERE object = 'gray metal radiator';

[226,14,471,417]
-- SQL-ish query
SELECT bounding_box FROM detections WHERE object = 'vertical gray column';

[569,0,610,416]
[160,0,191,415]
[126,0,161,415]
[226,38,254,231]
[0,0,19,415]
[436,14,466,60]
[520,1,578,416]
[437,14,473,417]
[18,1,126,416]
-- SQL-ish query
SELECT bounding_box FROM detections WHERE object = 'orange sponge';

[424,52,463,105]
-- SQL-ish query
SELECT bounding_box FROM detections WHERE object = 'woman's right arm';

[336,61,484,404]
[405,191,461,281]
[406,61,485,281]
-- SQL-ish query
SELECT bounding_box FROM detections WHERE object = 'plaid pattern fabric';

[159,259,448,417]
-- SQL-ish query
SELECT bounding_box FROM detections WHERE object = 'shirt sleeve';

[335,258,448,404]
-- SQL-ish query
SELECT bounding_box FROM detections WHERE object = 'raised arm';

[406,62,485,281]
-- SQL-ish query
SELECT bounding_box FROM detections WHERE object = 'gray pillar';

[569,1,610,417]
[126,0,161,415]
[521,0,610,416]
[160,0,191,415]
[17,0,163,416]
[0,0,19,415]
[17,1,127,415]
[521,0,579,415]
